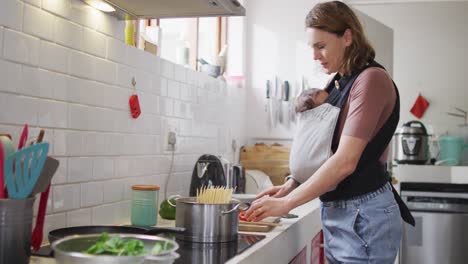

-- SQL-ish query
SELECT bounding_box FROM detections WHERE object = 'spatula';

[29,157,59,197]
[4,142,49,199]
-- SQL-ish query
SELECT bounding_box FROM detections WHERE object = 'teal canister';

[131,185,160,227]
[438,136,468,166]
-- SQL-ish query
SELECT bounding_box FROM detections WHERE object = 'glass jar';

[131,185,160,227]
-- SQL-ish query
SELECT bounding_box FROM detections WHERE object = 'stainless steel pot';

[51,234,179,264]
[168,196,249,243]
[393,120,429,164]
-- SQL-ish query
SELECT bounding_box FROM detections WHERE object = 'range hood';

[98,0,246,19]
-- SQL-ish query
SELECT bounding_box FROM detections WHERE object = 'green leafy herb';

[151,240,169,255]
[84,232,147,256]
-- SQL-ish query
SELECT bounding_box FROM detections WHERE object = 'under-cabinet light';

[85,0,116,12]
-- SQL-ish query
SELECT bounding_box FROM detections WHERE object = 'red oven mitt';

[129,94,141,119]
[410,94,429,119]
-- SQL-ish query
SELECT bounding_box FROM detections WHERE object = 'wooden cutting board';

[238,217,281,232]
[240,143,291,186]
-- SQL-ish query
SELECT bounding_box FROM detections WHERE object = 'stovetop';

[32,234,265,264]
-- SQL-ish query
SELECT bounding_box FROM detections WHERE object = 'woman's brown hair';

[305,1,375,76]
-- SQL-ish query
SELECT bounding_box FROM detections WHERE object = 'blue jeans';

[321,183,402,264]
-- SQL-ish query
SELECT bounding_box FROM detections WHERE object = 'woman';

[245,1,413,263]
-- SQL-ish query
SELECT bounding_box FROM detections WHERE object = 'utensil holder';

[0,197,35,264]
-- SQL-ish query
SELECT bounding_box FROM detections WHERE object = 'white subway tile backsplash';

[173,100,186,118]
[94,108,117,132]
[92,203,119,225]
[174,64,187,83]
[48,71,68,101]
[107,37,127,64]
[54,17,82,50]
[126,45,142,69]
[114,21,125,41]
[0,0,23,31]
[23,5,54,41]
[138,92,158,114]
[37,99,68,128]
[160,78,168,97]
[0,59,22,93]
[167,80,180,99]
[160,59,174,79]
[68,50,94,80]
[159,98,174,117]
[43,213,67,242]
[186,69,199,86]
[94,58,117,84]
[4,29,39,66]
[53,129,66,156]
[117,64,136,88]
[64,131,85,156]
[81,182,104,207]
[117,201,131,224]
[39,41,68,73]
[51,157,67,185]
[0,93,38,125]
[134,71,152,93]
[0,0,245,238]
[114,157,130,178]
[83,28,106,58]
[103,180,124,203]
[66,208,91,227]
[85,132,109,155]
[93,157,114,180]
[151,75,161,95]
[179,83,190,102]
[21,66,52,98]
[68,157,93,183]
[93,8,118,38]
[68,104,96,130]
[151,116,162,135]
[53,184,80,212]
[23,68,66,101]
[43,0,71,19]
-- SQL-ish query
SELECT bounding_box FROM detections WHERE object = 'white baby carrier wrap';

[289,103,340,184]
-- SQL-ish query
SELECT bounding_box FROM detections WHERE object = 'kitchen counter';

[227,199,321,264]
[30,199,321,264]
[393,164,468,191]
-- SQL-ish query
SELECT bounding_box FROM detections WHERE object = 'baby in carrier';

[289,88,336,186]
[295,88,329,113]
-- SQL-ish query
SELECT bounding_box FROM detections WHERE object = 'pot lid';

[395,121,428,136]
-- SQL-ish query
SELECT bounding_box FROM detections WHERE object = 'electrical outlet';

[165,130,177,151]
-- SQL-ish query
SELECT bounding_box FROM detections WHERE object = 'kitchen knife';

[266,80,273,129]
[283,81,290,127]
[278,79,284,124]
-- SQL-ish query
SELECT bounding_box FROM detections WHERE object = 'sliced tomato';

[239,211,248,221]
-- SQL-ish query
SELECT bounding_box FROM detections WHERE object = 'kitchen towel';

[410,94,429,118]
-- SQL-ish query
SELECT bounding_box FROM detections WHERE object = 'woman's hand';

[256,179,297,199]
[244,196,292,222]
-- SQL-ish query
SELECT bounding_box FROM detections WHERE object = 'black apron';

[319,61,415,226]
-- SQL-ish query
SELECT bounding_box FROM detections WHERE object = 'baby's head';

[295,88,329,113]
